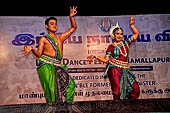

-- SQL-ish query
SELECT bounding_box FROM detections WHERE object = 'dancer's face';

[45,19,58,32]
[114,29,123,42]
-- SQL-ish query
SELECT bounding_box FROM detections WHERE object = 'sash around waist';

[37,55,68,70]
[39,54,61,66]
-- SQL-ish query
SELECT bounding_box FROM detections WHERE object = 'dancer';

[23,6,77,104]
[87,16,140,100]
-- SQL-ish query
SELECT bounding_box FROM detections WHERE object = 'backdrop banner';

[0,14,170,105]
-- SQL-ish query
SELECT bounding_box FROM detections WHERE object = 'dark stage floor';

[0,98,170,113]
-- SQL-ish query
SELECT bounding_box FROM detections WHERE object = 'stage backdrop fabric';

[0,14,170,105]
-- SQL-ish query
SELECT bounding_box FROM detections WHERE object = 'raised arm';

[60,6,77,42]
[129,16,139,41]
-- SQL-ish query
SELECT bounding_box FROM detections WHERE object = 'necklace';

[55,36,59,45]
[47,34,59,46]
[116,42,127,57]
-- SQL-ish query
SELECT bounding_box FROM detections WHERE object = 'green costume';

[36,34,75,103]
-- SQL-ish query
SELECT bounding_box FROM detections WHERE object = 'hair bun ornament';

[109,22,120,39]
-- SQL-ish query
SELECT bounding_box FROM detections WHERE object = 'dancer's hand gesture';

[70,6,77,17]
[129,15,135,26]
[87,55,95,62]
[22,45,32,55]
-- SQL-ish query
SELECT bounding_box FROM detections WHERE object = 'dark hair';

[45,17,57,25]
[113,27,123,34]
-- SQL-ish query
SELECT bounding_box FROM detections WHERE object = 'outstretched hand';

[22,45,32,55]
[70,6,77,17]
[129,15,135,26]
[87,55,95,62]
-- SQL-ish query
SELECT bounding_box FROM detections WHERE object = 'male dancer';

[23,6,77,104]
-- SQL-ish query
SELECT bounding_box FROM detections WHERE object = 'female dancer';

[87,16,140,100]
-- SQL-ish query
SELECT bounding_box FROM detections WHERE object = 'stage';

[0,98,170,113]
[1,14,170,113]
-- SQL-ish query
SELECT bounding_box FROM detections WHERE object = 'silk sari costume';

[104,36,140,100]
[36,34,75,103]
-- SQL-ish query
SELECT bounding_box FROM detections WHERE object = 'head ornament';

[109,22,120,39]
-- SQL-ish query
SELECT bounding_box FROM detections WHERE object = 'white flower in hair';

[109,22,120,39]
